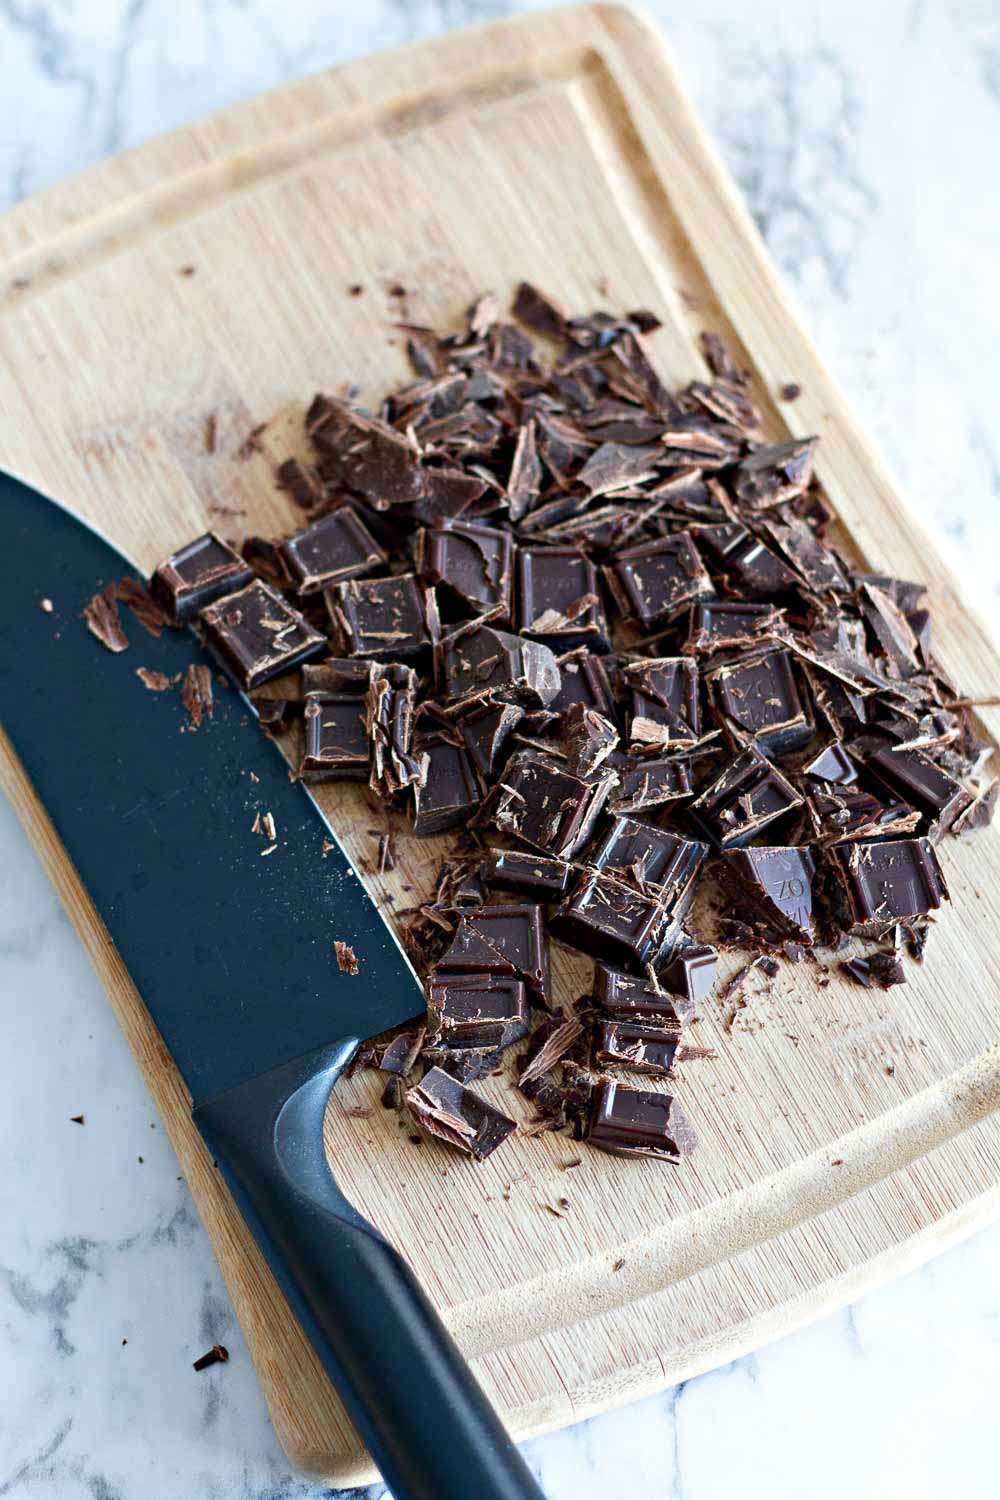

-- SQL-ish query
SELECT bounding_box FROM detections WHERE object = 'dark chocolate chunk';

[200,580,325,688]
[518,1013,585,1086]
[302,659,375,695]
[437,902,549,1008]
[587,1079,696,1161]
[764,517,850,595]
[624,657,700,751]
[589,815,707,909]
[506,418,543,521]
[426,973,529,1050]
[829,838,948,932]
[367,663,422,795]
[411,737,480,837]
[252,697,296,735]
[954,780,1000,837]
[482,749,616,859]
[866,746,971,839]
[606,753,694,813]
[548,649,617,719]
[482,848,573,899]
[277,509,387,594]
[415,521,513,616]
[378,1029,425,1076]
[84,586,129,653]
[808,784,920,843]
[696,523,799,597]
[859,581,921,671]
[512,280,567,339]
[559,703,619,777]
[181,663,214,728]
[441,622,561,708]
[553,871,681,973]
[718,846,816,941]
[150,532,253,625]
[686,601,781,653]
[406,1067,516,1160]
[658,944,718,1005]
[193,1344,229,1372]
[606,533,713,628]
[301,693,370,782]
[457,697,524,778]
[733,437,817,509]
[708,649,812,755]
[690,745,802,848]
[516,546,608,647]
[327,573,430,660]
[593,963,695,1026]
[595,1022,680,1077]
[802,741,858,785]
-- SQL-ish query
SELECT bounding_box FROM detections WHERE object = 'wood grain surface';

[1,4,999,1483]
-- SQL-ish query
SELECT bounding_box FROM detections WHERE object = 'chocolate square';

[438,902,549,1008]
[300,692,369,781]
[866,746,971,839]
[440,622,561,707]
[718,845,816,940]
[200,580,325,688]
[278,508,387,594]
[606,532,713,628]
[481,749,616,859]
[594,1022,680,1077]
[482,849,573,899]
[686,601,780,653]
[606,753,694,813]
[695,522,799,597]
[589,815,707,910]
[554,871,681,972]
[425,973,529,1050]
[708,648,812,755]
[415,520,513,616]
[411,737,481,837]
[657,945,718,1006]
[457,698,524,779]
[689,745,803,848]
[516,546,608,647]
[150,532,253,625]
[623,657,700,750]
[829,838,948,932]
[592,964,696,1026]
[587,1080,697,1161]
[327,573,430,660]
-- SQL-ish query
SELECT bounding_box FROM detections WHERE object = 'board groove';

[2,5,1000,1484]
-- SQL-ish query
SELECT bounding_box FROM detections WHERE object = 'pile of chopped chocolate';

[115,284,997,1166]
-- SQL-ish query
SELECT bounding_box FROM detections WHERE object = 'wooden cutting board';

[2,3,1000,1484]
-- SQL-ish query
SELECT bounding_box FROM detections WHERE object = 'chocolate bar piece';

[589,816,707,909]
[301,658,375,695]
[367,663,422,795]
[606,753,694,813]
[808,785,920,843]
[593,964,695,1026]
[733,436,817,509]
[425,973,529,1050]
[406,1067,517,1160]
[327,573,430,660]
[300,693,369,782]
[624,657,700,750]
[686,601,781,653]
[690,745,802,848]
[559,704,618,777]
[606,532,714,627]
[150,532,253,625]
[595,1022,680,1077]
[554,871,681,973]
[441,622,561,707]
[437,902,549,1008]
[658,945,718,1006]
[696,522,799,597]
[866,745,972,839]
[252,697,296,735]
[718,845,816,941]
[200,580,325,688]
[708,649,812,755]
[411,737,480,837]
[830,837,948,932]
[802,741,858,785]
[482,849,573,899]
[548,648,617,719]
[415,521,513,616]
[482,749,616,859]
[278,508,387,594]
[457,698,523,778]
[587,1079,697,1161]
[517,546,608,647]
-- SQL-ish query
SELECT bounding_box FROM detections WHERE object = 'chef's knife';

[0,471,546,1500]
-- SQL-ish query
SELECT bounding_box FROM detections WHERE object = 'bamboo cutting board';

[2,4,1000,1484]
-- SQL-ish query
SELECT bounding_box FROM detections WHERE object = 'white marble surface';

[2,2,999,1497]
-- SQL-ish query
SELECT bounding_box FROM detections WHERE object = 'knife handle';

[194,1040,546,1500]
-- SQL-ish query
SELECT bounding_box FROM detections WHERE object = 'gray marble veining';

[1,3,999,1497]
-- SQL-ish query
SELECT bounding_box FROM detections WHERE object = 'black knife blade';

[0,471,546,1500]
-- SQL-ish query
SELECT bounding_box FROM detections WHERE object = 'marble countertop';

[2,2,999,1497]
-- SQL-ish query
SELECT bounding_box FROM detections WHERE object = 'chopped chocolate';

[278,509,387,594]
[136,667,172,692]
[406,1068,516,1160]
[457,697,523,778]
[802,741,858,785]
[606,533,713,627]
[547,648,617,719]
[411,737,480,837]
[481,748,615,858]
[658,944,718,1006]
[441,621,561,708]
[381,1075,404,1109]
[690,745,802,847]
[595,1022,680,1077]
[367,664,421,796]
[554,871,680,973]
[301,694,369,781]
[733,437,817,509]
[302,659,374,695]
[426,974,529,1050]
[512,280,567,339]
[379,1029,426,1076]
[416,521,513,617]
[696,523,799,598]
[327,573,430,661]
[606,753,694,813]
[518,1014,585,1084]
[624,657,700,750]
[437,902,549,1008]
[252,697,296,734]
[718,846,816,941]
[866,746,972,839]
[559,703,619,776]
[592,964,695,1027]
[482,849,573,899]
[587,1080,696,1161]
[589,816,707,908]
[829,838,948,933]
[150,532,253,625]
[708,649,812,755]
[686,601,781,653]
[193,1344,229,1372]
[115,577,169,637]
[954,780,999,837]
[516,546,608,648]
[181,663,214,728]
[83,586,129,653]
[200,580,325,689]
[334,940,360,975]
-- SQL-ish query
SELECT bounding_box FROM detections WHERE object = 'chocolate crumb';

[335,940,360,975]
[193,1344,229,1371]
